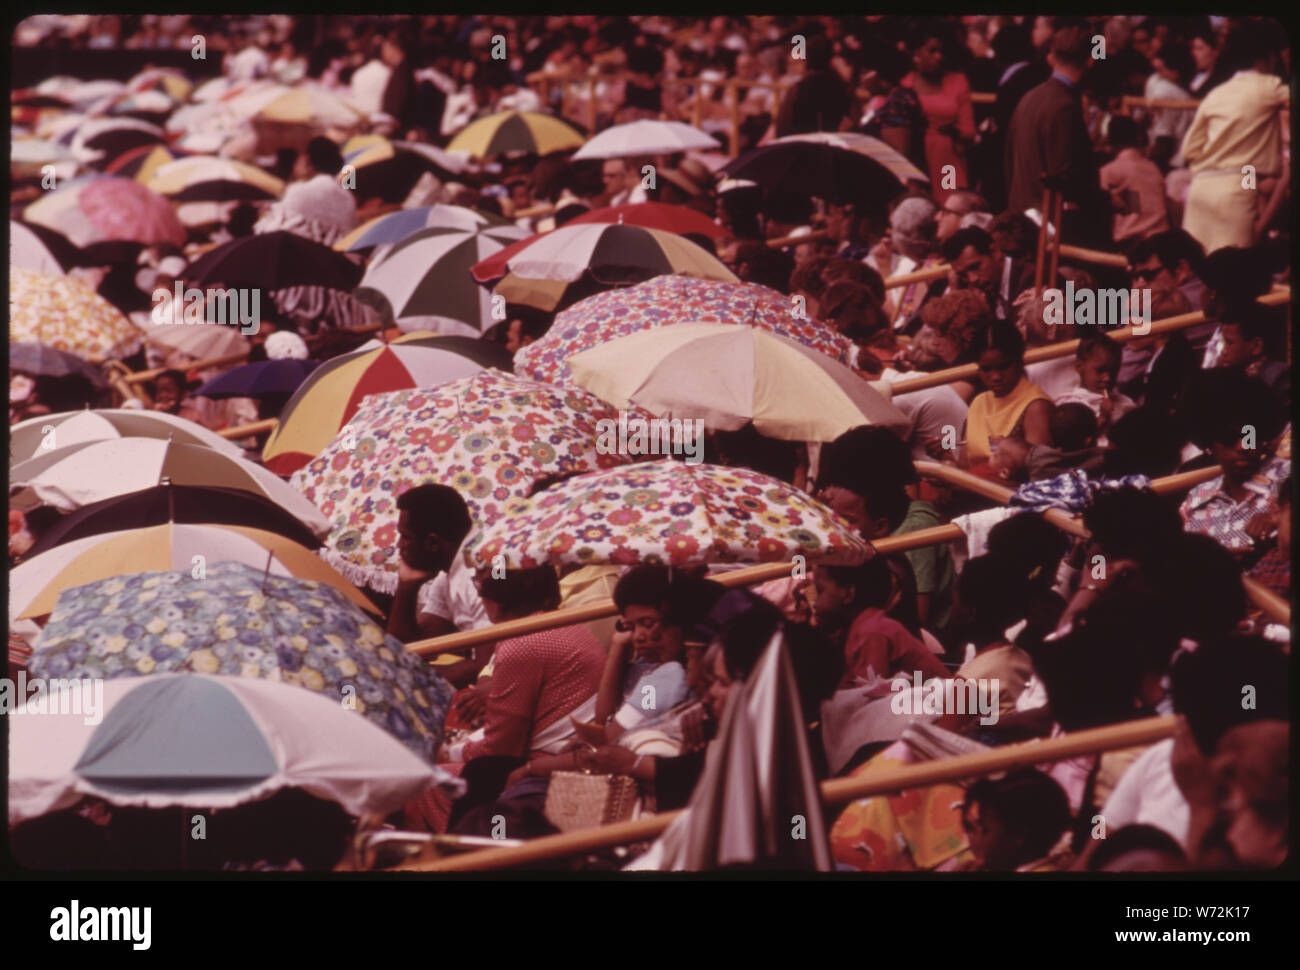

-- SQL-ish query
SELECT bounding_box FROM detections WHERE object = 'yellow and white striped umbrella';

[223,83,365,128]
[10,522,379,621]
[147,156,284,201]
[569,322,909,442]
[447,110,584,159]
[9,268,142,362]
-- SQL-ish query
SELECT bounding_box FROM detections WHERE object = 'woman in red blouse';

[901,25,976,204]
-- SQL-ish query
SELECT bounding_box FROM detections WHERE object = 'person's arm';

[914,593,932,629]
[1021,397,1052,446]
[386,564,434,643]
[594,625,635,725]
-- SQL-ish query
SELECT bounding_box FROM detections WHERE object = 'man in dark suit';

[1004,19,1109,247]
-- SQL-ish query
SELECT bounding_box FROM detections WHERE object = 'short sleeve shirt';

[1180,456,1289,552]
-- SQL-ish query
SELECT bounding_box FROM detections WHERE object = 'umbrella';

[569,323,910,442]
[260,335,513,475]
[28,561,456,763]
[340,138,473,202]
[134,318,251,361]
[222,83,366,128]
[290,371,629,593]
[23,175,186,248]
[571,119,718,160]
[7,344,108,389]
[493,222,737,312]
[103,89,177,122]
[68,118,167,164]
[9,222,70,276]
[334,204,507,254]
[719,132,928,207]
[470,202,725,283]
[10,522,379,622]
[181,231,364,292]
[102,143,192,184]
[11,137,78,177]
[147,156,285,203]
[126,67,194,102]
[9,674,460,828]
[9,268,143,362]
[514,276,854,386]
[24,484,324,559]
[10,219,83,270]
[63,79,128,110]
[193,358,318,399]
[463,460,870,571]
[354,224,530,336]
[628,632,833,870]
[10,438,330,540]
[9,409,247,465]
[447,110,585,159]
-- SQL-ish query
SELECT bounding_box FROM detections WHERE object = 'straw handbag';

[543,772,640,833]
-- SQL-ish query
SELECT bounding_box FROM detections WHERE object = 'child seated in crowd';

[1054,332,1137,444]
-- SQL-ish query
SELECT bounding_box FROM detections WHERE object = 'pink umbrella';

[24,175,185,248]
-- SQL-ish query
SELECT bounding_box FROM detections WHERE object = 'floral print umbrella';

[513,275,853,386]
[9,268,143,362]
[28,562,455,764]
[290,370,631,594]
[462,460,872,570]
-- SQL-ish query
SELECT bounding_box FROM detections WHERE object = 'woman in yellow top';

[957,321,1051,465]
[1181,21,1289,255]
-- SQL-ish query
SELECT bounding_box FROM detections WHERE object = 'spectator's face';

[934,198,970,242]
[620,603,673,663]
[807,566,853,628]
[952,244,999,302]
[1075,347,1119,393]
[1215,324,1258,369]
[1129,256,1177,299]
[1208,435,1265,481]
[151,376,183,412]
[396,510,443,573]
[962,800,1009,869]
[704,645,734,720]
[914,37,944,76]
[602,159,628,193]
[817,485,888,540]
[1131,28,1152,59]
[977,347,1021,396]
[1192,37,1216,70]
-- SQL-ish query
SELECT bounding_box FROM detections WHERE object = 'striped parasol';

[447,110,585,159]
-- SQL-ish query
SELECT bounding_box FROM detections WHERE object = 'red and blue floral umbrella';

[290,370,631,593]
[463,460,872,570]
[513,275,854,386]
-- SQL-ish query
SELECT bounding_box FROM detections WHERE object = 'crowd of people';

[9,14,1290,872]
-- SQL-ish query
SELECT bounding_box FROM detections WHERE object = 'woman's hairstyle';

[976,319,1027,365]
[477,565,562,616]
[1084,824,1186,871]
[919,288,992,335]
[613,564,673,614]
[964,768,1072,865]
[955,552,1028,635]
[1154,39,1195,87]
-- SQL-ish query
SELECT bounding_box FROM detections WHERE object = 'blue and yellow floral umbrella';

[29,562,454,763]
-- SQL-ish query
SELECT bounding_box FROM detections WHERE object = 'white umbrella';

[10,437,330,538]
[9,220,67,275]
[9,674,462,826]
[572,119,719,160]
[9,409,248,465]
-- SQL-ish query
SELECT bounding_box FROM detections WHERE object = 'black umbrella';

[718,132,928,207]
[181,231,365,292]
[26,484,324,558]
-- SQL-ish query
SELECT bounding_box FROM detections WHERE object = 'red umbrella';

[470,202,725,283]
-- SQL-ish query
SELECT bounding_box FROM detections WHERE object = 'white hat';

[264,330,308,360]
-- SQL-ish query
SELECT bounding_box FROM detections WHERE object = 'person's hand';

[609,623,635,660]
[680,705,711,751]
[568,716,608,747]
[1097,392,1115,428]
[396,558,435,588]
[504,763,532,790]
[1244,512,1276,544]
[924,436,955,462]
[586,745,637,775]
[453,684,488,726]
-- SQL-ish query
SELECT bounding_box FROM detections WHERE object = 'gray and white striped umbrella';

[353,224,529,337]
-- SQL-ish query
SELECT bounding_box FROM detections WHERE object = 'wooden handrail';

[217,417,278,439]
[892,288,1291,395]
[767,228,829,249]
[915,461,1289,625]
[125,350,252,384]
[402,713,1175,871]
[406,525,963,656]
